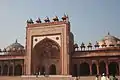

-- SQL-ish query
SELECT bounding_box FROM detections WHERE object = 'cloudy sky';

[0,0,120,48]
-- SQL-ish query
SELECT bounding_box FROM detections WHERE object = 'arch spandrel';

[33,35,61,48]
[32,37,61,74]
[33,37,60,53]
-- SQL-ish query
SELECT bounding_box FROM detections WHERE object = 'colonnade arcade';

[72,59,120,76]
[0,59,23,76]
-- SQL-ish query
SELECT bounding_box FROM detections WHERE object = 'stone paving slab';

[0,76,119,80]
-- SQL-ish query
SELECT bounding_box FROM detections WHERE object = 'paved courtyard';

[0,75,119,80]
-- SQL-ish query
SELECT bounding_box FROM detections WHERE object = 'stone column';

[96,61,99,75]
[77,64,80,76]
[105,60,109,75]
[13,60,15,76]
[7,62,9,76]
[22,64,24,75]
[89,62,92,75]
[79,61,82,76]
[24,64,26,75]
[118,62,120,75]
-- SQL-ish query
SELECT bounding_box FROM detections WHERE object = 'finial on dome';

[108,32,110,35]
[27,18,34,24]
[53,16,59,21]
[15,39,18,43]
[36,17,41,23]
[44,16,50,22]
[62,13,69,21]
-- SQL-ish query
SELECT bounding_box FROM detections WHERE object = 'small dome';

[99,32,120,47]
[5,39,24,52]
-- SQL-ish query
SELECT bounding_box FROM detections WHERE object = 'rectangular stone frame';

[25,21,70,75]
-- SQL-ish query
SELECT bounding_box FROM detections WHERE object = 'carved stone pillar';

[22,64,24,75]
[118,62,120,75]
[79,61,82,76]
[105,60,109,75]
[89,62,92,75]
[24,64,26,75]
[13,60,15,76]
[96,61,99,75]
[77,64,80,76]
[7,62,9,76]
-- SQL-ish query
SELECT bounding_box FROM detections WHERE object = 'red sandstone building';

[0,15,120,76]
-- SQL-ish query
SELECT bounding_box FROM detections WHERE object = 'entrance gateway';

[25,15,120,76]
[25,15,72,75]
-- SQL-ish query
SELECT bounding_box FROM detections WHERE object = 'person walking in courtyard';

[95,74,99,80]
[106,74,110,80]
[110,74,118,80]
[101,73,107,80]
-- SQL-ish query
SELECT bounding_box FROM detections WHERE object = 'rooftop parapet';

[26,14,69,25]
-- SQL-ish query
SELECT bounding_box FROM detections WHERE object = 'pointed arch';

[9,66,13,76]
[49,64,56,75]
[34,37,60,51]
[34,37,60,58]
[14,64,22,76]
[3,64,8,76]
[99,61,106,75]
[41,66,45,75]
[80,62,90,76]
[32,38,61,74]
[72,64,77,77]
[108,62,119,75]
[92,63,97,75]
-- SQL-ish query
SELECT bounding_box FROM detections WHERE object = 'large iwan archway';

[32,38,60,75]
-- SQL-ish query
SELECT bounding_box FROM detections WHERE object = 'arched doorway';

[14,64,22,76]
[32,38,60,75]
[99,61,106,75]
[49,64,56,75]
[3,64,8,76]
[80,62,90,76]
[108,62,119,75]
[92,63,97,75]
[41,66,45,75]
[72,64,77,77]
[9,66,13,76]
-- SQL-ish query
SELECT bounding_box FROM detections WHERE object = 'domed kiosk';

[99,32,120,48]
[4,39,25,55]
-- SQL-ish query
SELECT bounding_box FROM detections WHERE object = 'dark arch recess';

[108,62,119,75]
[33,37,60,58]
[80,62,90,76]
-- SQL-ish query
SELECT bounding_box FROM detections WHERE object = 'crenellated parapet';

[74,33,120,51]
[26,14,69,26]
[74,41,120,51]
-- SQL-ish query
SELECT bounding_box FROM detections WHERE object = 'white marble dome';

[99,33,120,47]
[5,39,24,52]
